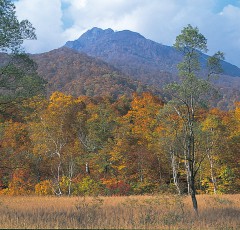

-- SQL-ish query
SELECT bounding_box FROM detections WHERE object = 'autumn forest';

[0,1,240,222]
[0,89,239,197]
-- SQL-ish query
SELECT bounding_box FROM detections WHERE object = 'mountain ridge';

[65,27,240,77]
[64,27,240,109]
[1,27,239,109]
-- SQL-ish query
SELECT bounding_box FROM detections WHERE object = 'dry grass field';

[0,194,239,229]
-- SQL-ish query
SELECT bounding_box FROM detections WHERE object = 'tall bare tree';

[165,24,224,214]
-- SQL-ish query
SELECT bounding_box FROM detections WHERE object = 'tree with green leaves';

[0,0,36,53]
[165,24,224,214]
[0,0,46,120]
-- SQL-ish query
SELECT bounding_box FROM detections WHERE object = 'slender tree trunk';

[208,153,217,194]
[191,188,198,215]
[170,148,181,194]
[184,157,191,195]
[183,123,191,195]
[185,154,198,214]
[68,160,74,196]
[56,161,62,196]
[85,162,90,174]
[188,110,198,215]
[206,133,217,194]
[189,167,198,215]
[51,161,63,196]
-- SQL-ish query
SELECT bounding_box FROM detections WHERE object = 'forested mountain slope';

[65,27,240,109]
[31,47,153,98]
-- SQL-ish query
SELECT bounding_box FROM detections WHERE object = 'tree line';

[0,91,239,198]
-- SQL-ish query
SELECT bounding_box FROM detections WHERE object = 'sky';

[14,0,240,67]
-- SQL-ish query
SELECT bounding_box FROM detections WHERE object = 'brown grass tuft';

[0,194,239,229]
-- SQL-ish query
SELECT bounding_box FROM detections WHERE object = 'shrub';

[73,176,101,196]
[131,181,157,195]
[35,180,53,195]
[101,178,131,196]
[8,169,34,195]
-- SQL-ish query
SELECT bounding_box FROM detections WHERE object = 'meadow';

[0,194,239,229]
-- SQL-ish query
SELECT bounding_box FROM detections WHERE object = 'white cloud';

[13,0,240,67]
[15,0,65,53]
[203,5,240,66]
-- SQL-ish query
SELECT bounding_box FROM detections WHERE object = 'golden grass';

[0,194,239,229]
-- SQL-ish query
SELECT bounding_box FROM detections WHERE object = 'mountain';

[65,27,240,76]
[1,28,239,109]
[65,27,180,86]
[65,27,240,109]
[30,47,154,99]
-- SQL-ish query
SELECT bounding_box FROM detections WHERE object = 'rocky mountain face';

[65,27,240,77]
[65,27,240,109]
[65,27,181,86]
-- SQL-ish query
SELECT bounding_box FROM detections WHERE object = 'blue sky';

[14,0,240,67]
[213,0,240,12]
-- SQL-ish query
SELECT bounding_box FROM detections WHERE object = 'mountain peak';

[85,27,145,39]
[85,27,114,37]
[65,27,115,49]
[65,27,147,50]
[116,29,145,39]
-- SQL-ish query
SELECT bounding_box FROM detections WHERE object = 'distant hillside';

[65,27,240,77]
[1,28,239,109]
[31,47,154,99]
[65,27,181,86]
[65,27,240,109]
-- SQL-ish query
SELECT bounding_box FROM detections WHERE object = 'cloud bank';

[14,0,240,67]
